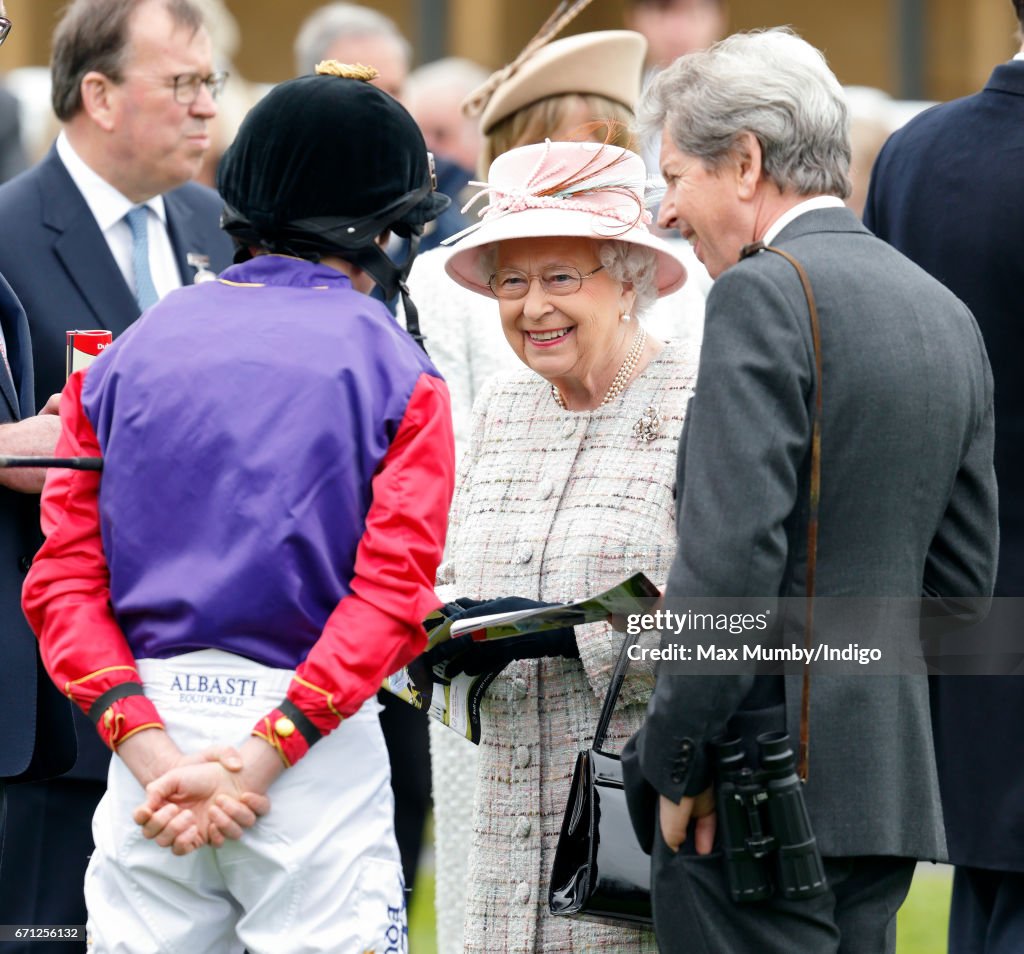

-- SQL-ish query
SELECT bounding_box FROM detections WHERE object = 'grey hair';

[406,56,489,101]
[293,2,412,77]
[639,28,851,199]
[478,239,659,316]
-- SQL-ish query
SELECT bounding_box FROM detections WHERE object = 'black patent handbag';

[548,631,653,927]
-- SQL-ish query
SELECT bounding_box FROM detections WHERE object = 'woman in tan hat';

[427,138,693,953]
[407,26,705,954]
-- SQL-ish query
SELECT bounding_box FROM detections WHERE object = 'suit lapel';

[0,275,26,420]
[39,151,140,336]
[165,189,206,286]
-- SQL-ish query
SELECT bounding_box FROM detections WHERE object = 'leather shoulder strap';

[740,240,823,781]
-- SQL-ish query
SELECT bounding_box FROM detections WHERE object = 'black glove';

[423,596,580,678]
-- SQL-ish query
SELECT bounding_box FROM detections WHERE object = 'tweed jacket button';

[517,547,533,564]
[515,881,531,904]
[561,419,575,438]
[515,816,532,838]
[671,771,685,785]
[512,678,528,700]
[538,479,554,500]
[514,745,531,768]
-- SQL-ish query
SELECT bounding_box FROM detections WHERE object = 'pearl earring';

[620,312,631,322]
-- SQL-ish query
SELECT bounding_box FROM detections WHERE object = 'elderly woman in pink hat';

[432,138,696,953]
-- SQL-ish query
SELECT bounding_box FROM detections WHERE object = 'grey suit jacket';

[626,207,997,860]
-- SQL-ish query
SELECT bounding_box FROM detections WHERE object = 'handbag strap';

[740,240,823,782]
[593,630,643,754]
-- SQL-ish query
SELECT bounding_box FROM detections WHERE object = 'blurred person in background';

[0,1,233,945]
[404,23,705,953]
[842,86,894,219]
[866,3,1024,952]
[293,1,410,97]
[190,0,263,189]
[624,0,727,173]
[406,57,489,250]
[406,55,489,207]
[0,0,77,911]
[625,0,727,74]
[294,2,469,258]
[432,136,694,953]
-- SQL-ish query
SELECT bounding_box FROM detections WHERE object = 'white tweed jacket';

[437,341,698,953]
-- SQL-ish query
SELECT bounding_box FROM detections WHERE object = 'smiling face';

[495,236,635,391]
[657,127,753,279]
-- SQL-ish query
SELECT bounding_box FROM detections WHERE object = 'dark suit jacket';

[0,146,235,409]
[0,88,27,186]
[626,208,997,861]
[865,61,1024,870]
[0,147,234,781]
[0,273,75,783]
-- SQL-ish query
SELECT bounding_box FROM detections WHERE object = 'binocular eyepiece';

[712,731,828,904]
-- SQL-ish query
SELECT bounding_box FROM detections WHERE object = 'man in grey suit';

[623,29,998,954]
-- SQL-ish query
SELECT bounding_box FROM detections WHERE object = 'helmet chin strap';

[342,232,426,352]
[221,205,430,354]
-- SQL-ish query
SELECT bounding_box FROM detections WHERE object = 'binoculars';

[712,731,828,904]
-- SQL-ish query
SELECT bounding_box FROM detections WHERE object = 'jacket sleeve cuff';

[252,700,331,768]
[90,688,165,751]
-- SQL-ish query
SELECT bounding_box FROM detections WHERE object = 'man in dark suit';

[0,0,233,943]
[864,5,1024,951]
[623,29,998,954]
[0,0,76,881]
[0,0,234,409]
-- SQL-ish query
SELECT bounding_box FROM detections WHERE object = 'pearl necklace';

[551,326,648,410]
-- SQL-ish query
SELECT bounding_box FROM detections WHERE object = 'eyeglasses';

[171,71,229,105]
[0,17,12,48]
[487,264,605,300]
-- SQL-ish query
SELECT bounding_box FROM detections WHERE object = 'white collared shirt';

[56,132,182,303]
[761,195,846,246]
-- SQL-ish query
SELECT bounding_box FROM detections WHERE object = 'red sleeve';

[21,371,164,750]
[254,372,456,766]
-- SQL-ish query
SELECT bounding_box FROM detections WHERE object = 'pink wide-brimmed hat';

[443,140,688,297]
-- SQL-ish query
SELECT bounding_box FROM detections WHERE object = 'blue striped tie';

[125,206,159,311]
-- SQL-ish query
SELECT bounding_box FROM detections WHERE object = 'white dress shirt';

[762,195,846,246]
[56,132,181,302]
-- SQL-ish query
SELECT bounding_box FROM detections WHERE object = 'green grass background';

[407,851,953,954]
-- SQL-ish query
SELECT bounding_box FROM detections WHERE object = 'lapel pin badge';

[187,252,217,284]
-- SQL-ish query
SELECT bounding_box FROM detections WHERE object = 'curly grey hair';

[478,239,659,316]
[639,28,851,199]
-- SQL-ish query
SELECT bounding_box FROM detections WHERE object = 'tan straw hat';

[466,30,647,135]
[444,139,687,297]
